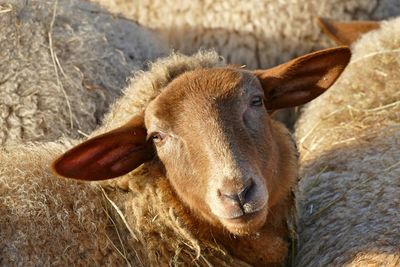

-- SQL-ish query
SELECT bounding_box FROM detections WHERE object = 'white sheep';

[0,0,167,145]
[93,0,400,69]
[294,17,400,266]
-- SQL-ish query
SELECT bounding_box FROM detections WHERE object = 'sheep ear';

[317,17,380,45]
[254,46,351,110]
[52,115,155,180]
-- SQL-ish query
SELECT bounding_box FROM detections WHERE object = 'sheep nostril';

[238,179,254,204]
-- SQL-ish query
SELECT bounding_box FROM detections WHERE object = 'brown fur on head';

[145,68,298,234]
[53,47,350,264]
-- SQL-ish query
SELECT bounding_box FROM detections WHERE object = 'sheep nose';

[218,179,254,206]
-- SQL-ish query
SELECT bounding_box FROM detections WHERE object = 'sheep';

[294,17,400,266]
[49,46,351,266]
[93,0,400,69]
[0,0,167,145]
[0,51,229,266]
[0,52,227,267]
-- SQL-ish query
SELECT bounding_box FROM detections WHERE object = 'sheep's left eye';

[250,96,264,107]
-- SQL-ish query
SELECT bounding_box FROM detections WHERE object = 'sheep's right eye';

[250,96,264,107]
[151,132,166,145]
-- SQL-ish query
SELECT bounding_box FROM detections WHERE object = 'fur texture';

[295,17,400,266]
[93,0,400,69]
[0,0,167,145]
[0,141,128,266]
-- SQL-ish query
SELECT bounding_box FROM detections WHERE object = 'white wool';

[0,0,167,145]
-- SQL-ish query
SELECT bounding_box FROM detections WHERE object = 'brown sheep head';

[53,47,350,236]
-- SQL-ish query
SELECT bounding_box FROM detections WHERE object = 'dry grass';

[48,0,74,129]
[0,3,12,14]
[100,186,138,241]
[300,46,400,152]
[350,48,400,65]
[300,98,400,160]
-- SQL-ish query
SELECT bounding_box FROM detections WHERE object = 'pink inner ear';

[53,124,155,180]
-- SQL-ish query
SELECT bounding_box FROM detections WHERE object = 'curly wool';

[0,0,167,145]
[294,17,400,266]
[0,141,128,266]
[93,0,400,69]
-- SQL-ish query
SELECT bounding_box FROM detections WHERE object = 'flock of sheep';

[1,0,399,266]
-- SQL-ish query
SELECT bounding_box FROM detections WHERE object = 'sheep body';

[295,17,400,266]
[94,0,400,69]
[0,0,167,145]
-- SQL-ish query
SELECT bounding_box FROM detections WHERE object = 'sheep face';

[145,68,279,234]
[53,47,351,236]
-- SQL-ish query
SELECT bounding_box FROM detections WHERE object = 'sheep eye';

[151,132,166,145]
[251,96,264,107]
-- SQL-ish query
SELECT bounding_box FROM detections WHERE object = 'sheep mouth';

[215,199,268,220]
[220,206,268,235]
[222,210,262,222]
[218,202,268,224]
